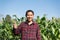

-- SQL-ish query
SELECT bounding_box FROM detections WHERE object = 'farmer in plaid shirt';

[13,10,42,40]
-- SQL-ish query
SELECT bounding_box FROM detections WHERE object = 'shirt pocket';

[30,27,37,33]
[22,26,28,34]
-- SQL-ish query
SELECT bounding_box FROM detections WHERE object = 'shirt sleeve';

[36,24,42,40]
[13,22,23,35]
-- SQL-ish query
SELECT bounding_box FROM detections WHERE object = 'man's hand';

[13,22,17,29]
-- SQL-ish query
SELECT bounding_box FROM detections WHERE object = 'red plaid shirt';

[13,21,41,40]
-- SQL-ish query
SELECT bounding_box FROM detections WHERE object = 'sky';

[0,0,60,20]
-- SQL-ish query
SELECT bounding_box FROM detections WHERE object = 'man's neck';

[28,21,33,25]
[26,20,33,25]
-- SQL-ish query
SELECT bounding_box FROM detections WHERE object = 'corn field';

[0,15,60,40]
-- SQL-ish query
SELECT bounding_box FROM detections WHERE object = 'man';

[13,10,42,40]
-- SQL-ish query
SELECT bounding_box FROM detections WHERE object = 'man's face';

[26,12,34,22]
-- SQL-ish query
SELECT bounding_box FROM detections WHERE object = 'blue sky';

[0,0,60,19]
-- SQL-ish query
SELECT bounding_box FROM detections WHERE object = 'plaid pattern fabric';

[13,21,41,40]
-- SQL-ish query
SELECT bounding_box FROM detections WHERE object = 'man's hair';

[25,10,34,16]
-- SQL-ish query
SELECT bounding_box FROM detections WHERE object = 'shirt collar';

[25,20,35,25]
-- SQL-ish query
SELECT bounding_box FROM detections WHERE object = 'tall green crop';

[0,15,60,40]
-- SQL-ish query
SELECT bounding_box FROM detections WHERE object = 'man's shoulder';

[33,21,39,27]
[20,22,25,25]
[34,21,38,25]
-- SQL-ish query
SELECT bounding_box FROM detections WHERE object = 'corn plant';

[0,15,60,40]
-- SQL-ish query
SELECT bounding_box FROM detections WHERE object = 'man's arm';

[36,24,42,40]
[13,23,23,35]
